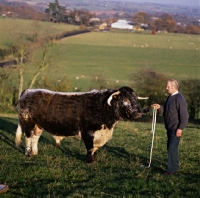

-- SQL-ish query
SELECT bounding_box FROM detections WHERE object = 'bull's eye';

[123,99,130,106]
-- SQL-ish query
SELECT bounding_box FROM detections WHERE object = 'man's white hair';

[168,79,179,89]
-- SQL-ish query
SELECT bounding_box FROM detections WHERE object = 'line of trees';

[132,12,200,34]
[45,0,66,23]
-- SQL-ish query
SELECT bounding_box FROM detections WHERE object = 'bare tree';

[9,33,54,99]
[0,70,10,103]
[29,40,53,89]
[9,34,30,99]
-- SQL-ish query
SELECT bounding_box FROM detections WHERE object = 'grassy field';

[27,31,200,91]
[0,18,80,48]
[0,21,200,197]
[0,115,200,197]
[1,19,200,92]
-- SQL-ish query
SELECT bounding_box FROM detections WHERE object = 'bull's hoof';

[25,148,32,157]
[86,154,96,164]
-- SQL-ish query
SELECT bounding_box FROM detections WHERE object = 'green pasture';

[0,18,200,92]
[0,18,79,48]
[31,32,200,91]
[0,115,200,197]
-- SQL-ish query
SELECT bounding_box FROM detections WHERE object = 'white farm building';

[111,19,133,30]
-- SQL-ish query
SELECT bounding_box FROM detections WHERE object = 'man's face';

[166,81,177,95]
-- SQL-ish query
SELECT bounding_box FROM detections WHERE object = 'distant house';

[90,18,100,23]
[111,19,133,30]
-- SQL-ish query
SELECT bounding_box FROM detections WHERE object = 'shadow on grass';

[104,145,166,172]
[8,176,103,197]
[0,117,17,133]
[40,135,86,162]
[0,117,19,149]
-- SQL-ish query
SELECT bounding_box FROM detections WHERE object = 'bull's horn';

[138,96,149,100]
[107,91,120,106]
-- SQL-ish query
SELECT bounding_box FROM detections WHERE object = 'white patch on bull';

[22,88,110,97]
[33,125,43,136]
[91,123,118,154]
[15,123,23,146]
[73,131,82,140]
[31,135,40,155]
[52,131,82,146]
[52,135,65,146]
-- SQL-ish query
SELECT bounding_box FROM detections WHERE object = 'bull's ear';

[107,91,120,106]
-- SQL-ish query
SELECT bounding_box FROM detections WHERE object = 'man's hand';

[176,129,182,137]
[151,104,160,110]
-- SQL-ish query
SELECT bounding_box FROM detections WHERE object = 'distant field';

[0,18,200,92]
[0,18,79,48]
[30,31,200,91]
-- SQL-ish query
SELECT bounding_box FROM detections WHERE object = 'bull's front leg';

[82,133,96,163]
[24,125,42,156]
[25,134,41,156]
[25,136,32,156]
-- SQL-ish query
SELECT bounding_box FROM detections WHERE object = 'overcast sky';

[122,0,200,7]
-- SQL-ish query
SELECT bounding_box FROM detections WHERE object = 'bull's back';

[18,89,84,136]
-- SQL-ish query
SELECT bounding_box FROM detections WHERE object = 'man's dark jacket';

[159,92,189,130]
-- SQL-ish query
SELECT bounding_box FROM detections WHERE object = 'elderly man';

[152,79,189,175]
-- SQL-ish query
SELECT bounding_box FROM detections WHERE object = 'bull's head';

[107,87,147,120]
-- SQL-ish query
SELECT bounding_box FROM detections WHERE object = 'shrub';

[130,67,169,108]
[180,78,200,119]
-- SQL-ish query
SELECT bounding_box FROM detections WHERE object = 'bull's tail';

[15,123,23,146]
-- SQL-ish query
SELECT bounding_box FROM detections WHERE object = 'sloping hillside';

[0,2,46,20]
